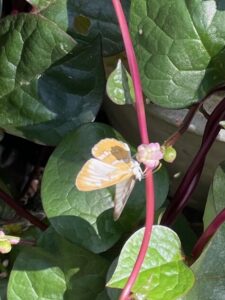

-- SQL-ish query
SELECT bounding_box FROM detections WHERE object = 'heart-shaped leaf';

[106,60,135,105]
[183,223,225,300]
[41,123,125,253]
[8,227,109,300]
[29,0,131,56]
[41,123,169,253]
[130,0,225,108]
[203,162,225,229]
[108,226,195,300]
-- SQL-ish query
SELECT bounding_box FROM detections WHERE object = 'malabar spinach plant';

[0,1,225,300]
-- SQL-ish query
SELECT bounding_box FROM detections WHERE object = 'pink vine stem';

[112,1,155,299]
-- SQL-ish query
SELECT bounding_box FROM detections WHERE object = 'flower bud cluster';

[136,143,176,169]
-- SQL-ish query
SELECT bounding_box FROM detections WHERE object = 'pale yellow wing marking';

[75,158,133,191]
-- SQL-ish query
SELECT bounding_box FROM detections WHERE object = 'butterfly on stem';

[75,138,143,220]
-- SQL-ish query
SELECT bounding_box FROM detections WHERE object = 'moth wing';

[75,158,131,191]
[113,177,136,221]
[92,138,132,166]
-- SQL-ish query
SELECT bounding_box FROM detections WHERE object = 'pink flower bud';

[136,143,163,169]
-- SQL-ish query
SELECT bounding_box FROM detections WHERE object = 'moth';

[75,138,143,220]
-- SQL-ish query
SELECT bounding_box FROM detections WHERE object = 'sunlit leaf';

[130,0,225,108]
[107,60,135,105]
[108,226,194,300]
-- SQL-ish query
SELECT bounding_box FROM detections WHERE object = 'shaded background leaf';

[8,227,109,300]
[183,223,225,300]
[28,0,131,56]
[203,161,225,229]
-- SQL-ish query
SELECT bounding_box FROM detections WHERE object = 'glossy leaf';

[41,123,169,253]
[0,14,73,143]
[184,223,225,300]
[108,226,195,300]
[0,12,105,145]
[16,39,104,145]
[106,60,135,105]
[41,123,125,253]
[31,0,68,31]
[29,0,131,56]
[203,162,225,229]
[130,0,225,108]
[8,227,109,300]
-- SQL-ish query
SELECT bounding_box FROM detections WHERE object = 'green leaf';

[0,13,105,145]
[41,123,124,253]
[16,38,104,145]
[0,13,75,144]
[26,0,54,10]
[172,215,197,256]
[108,226,195,300]
[0,14,75,97]
[32,0,69,31]
[130,0,225,108]
[68,0,131,56]
[106,60,135,105]
[183,223,225,300]
[42,123,169,252]
[96,290,111,300]
[203,162,225,229]
[0,279,7,300]
[8,227,109,300]
[29,0,131,56]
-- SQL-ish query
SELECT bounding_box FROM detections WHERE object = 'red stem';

[0,189,47,231]
[192,208,225,260]
[161,97,225,225]
[112,1,154,299]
